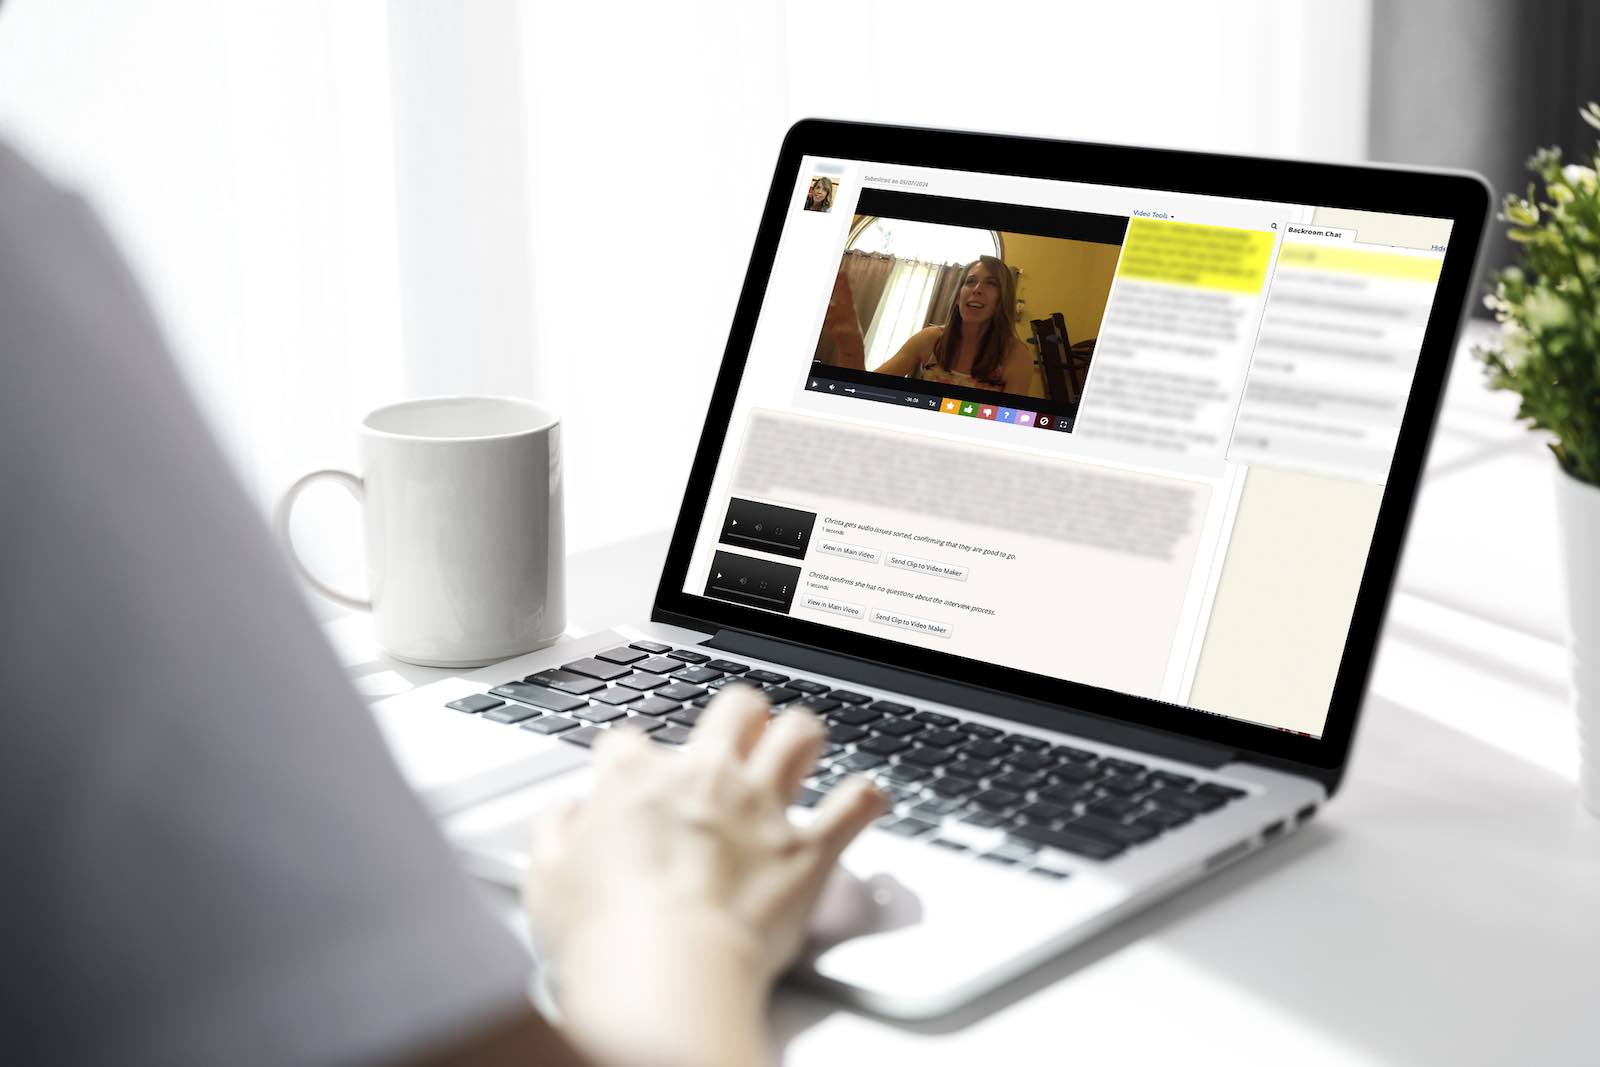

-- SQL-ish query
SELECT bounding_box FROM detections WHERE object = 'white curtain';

[0,0,1373,564]
[862,259,942,372]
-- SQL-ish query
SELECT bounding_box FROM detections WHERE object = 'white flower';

[1562,163,1597,189]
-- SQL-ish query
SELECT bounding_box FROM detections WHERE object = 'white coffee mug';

[276,396,566,667]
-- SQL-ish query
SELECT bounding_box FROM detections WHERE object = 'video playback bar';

[718,498,817,560]
[804,365,1077,433]
[703,550,801,613]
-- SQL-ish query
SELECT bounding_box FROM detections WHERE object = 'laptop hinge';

[703,629,1236,770]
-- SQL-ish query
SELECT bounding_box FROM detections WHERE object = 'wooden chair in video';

[1029,312,1094,404]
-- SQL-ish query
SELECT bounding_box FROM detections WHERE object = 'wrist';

[554,910,772,1067]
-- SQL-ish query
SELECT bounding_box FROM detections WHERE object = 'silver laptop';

[369,120,1489,1018]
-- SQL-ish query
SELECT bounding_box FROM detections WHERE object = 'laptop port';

[1261,819,1285,841]
[1295,804,1317,825]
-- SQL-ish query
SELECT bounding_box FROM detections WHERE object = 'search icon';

[1271,222,1278,229]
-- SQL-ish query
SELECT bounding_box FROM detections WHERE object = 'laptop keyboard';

[446,641,1251,878]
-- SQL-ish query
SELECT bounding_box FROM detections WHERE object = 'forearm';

[555,913,773,1067]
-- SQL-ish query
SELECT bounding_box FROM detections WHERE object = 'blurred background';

[0,0,1594,643]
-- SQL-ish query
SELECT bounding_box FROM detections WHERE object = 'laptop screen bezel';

[651,118,1490,773]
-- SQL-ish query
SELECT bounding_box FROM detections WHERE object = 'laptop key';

[879,816,939,838]
[882,763,931,784]
[1150,770,1197,789]
[656,682,705,702]
[573,704,626,724]
[832,706,883,727]
[762,686,800,705]
[1147,787,1224,814]
[1066,814,1160,846]
[630,696,680,716]
[1050,763,1099,784]
[1007,750,1054,772]
[691,694,715,707]
[489,683,589,713]
[651,724,694,745]
[673,666,722,685]
[522,715,580,735]
[909,797,961,818]
[962,810,1007,829]
[667,707,705,728]
[1007,734,1049,751]
[1098,756,1147,774]
[1009,824,1125,861]
[617,673,667,692]
[744,669,789,685]
[590,687,642,706]
[628,640,672,654]
[666,649,710,664]
[913,710,957,727]
[1039,783,1095,805]
[484,703,541,724]
[633,656,681,675]
[1016,800,1071,825]
[1132,809,1190,832]
[524,669,606,695]
[595,646,649,665]
[993,770,1046,792]
[706,659,748,674]
[961,739,1010,760]
[858,734,911,757]
[1196,782,1248,802]
[901,746,955,767]
[561,726,605,748]
[835,752,887,773]
[868,700,914,716]
[446,694,503,714]
[931,838,971,853]
[971,788,1023,811]
[871,717,922,738]
[829,689,871,705]
[959,722,1002,739]
[1052,744,1097,763]
[561,658,631,681]
[928,774,978,798]
[796,697,839,716]
[918,729,965,749]
[1099,774,1148,796]
[946,758,1000,781]
[1086,796,1140,819]
[788,679,830,695]
[827,723,868,744]
[612,715,664,735]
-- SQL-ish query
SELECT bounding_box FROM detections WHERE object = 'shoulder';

[910,325,944,348]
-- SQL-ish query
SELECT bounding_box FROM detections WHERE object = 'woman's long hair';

[809,177,835,209]
[931,255,1017,383]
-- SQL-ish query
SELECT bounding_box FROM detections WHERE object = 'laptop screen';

[680,155,1455,742]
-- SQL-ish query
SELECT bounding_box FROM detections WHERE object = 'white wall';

[0,0,1372,570]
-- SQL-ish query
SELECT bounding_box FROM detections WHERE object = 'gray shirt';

[0,142,531,1064]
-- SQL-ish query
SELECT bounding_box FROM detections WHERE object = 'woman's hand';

[524,685,884,1067]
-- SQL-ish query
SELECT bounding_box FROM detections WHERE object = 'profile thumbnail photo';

[812,198,1125,405]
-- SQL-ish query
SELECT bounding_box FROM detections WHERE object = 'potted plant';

[1476,102,1600,817]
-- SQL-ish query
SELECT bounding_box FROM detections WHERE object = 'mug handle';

[273,469,372,611]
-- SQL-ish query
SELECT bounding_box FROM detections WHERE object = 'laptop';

[369,120,1489,1018]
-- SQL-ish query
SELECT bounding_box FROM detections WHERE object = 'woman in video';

[825,255,1035,393]
[804,176,835,211]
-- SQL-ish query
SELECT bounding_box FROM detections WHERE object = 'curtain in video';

[863,258,942,370]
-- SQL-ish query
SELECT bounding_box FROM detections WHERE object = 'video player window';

[808,189,1127,432]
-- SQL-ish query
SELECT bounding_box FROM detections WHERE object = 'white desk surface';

[325,324,1600,1065]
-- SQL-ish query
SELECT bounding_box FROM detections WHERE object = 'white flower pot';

[1555,463,1600,817]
